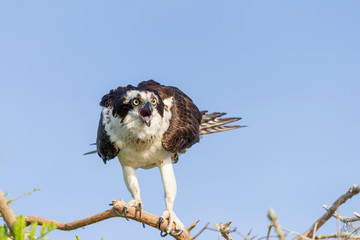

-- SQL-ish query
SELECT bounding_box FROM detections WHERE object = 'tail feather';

[200,117,242,129]
[200,112,227,123]
[200,111,246,135]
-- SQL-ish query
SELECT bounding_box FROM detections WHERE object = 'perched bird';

[92,80,244,236]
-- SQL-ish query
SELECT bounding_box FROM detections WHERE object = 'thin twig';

[337,214,341,240]
[186,220,200,233]
[267,225,273,240]
[244,229,253,240]
[294,185,360,240]
[192,222,210,239]
[344,226,360,240]
[312,222,318,240]
[7,188,40,204]
[282,228,312,240]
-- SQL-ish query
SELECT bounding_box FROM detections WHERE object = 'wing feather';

[96,112,119,163]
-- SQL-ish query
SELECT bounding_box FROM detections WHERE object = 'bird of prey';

[92,80,244,236]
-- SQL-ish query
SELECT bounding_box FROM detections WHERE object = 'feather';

[199,112,246,135]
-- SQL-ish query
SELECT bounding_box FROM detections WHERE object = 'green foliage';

[0,216,56,240]
[0,224,9,240]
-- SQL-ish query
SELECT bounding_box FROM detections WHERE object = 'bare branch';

[268,209,285,240]
[215,221,234,240]
[294,185,360,240]
[323,205,360,223]
[282,228,312,240]
[266,225,273,240]
[192,222,210,239]
[0,189,17,233]
[315,233,360,239]
[186,220,200,233]
[23,199,195,240]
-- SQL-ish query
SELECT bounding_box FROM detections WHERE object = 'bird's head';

[100,86,166,138]
[124,90,162,127]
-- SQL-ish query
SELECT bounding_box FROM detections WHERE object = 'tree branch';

[0,189,17,233]
[25,199,198,239]
[268,209,285,240]
[1,197,199,240]
[294,185,360,240]
[322,205,360,223]
[315,232,360,239]
[192,222,209,239]
[215,221,234,240]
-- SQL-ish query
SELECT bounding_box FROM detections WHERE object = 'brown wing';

[138,80,202,153]
[96,85,136,163]
[96,112,119,164]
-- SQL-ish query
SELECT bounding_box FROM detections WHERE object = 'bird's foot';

[123,199,145,227]
[158,209,184,237]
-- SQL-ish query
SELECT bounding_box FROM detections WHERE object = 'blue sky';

[1,1,359,239]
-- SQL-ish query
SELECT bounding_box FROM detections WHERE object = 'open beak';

[139,101,153,127]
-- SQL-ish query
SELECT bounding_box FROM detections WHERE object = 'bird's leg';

[122,165,144,225]
[158,157,184,236]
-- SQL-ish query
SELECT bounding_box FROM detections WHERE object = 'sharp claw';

[123,207,129,221]
[138,203,142,219]
[158,217,168,236]
[136,202,145,228]
[158,217,163,229]
[171,229,183,236]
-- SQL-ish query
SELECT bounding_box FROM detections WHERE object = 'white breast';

[102,97,173,169]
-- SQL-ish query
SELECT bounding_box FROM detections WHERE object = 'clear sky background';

[1,1,359,239]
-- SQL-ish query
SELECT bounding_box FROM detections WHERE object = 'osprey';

[94,80,244,236]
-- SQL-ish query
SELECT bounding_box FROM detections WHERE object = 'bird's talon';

[158,217,163,229]
[123,207,129,221]
[171,229,183,236]
[142,222,145,228]
[160,231,168,237]
[138,202,142,219]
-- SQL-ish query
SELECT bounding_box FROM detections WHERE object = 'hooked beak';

[139,101,153,127]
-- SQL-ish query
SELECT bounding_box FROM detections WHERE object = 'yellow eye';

[133,99,140,106]
[151,98,157,105]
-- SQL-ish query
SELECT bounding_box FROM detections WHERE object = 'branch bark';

[0,189,17,233]
[322,205,360,223]
[215,221,234,240]
[294,185,360,240]
[268,209,285,240]
[25,199,197,240]
[315,232,360,239]
[0,196,199,240]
